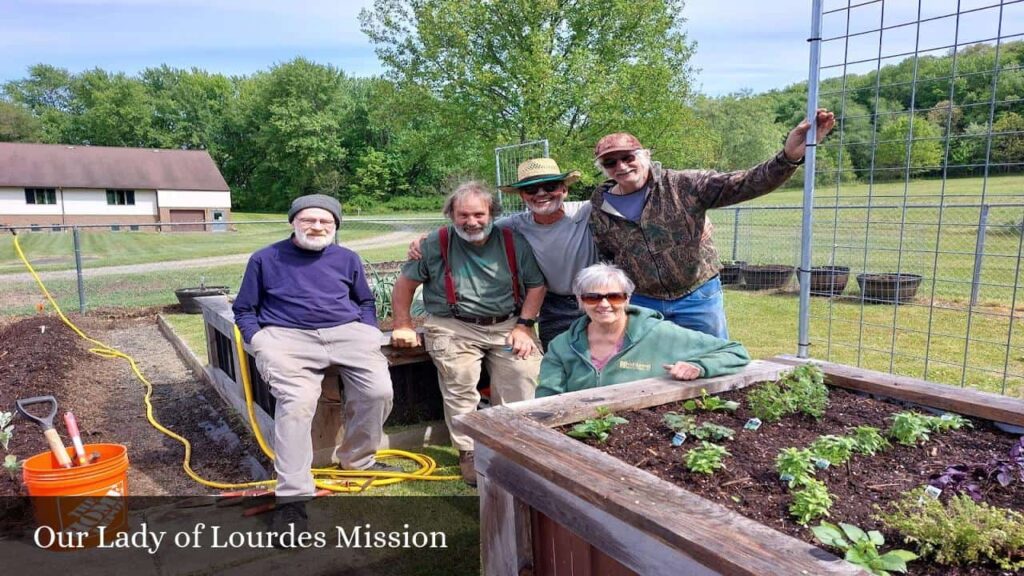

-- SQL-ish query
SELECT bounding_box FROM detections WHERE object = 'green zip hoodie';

[537,305,751,398]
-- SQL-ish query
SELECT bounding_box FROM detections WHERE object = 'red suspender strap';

[438,226,458,312]
[502,227,521,308]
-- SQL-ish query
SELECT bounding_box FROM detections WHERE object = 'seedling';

[776,447,815,487]
[851,426,890,456]
[926,413,970,432]
[682,389,739,413]
[685,442,730,474]
[790,477,833,525]
[3,454,20,478]
[888,412,933,446]
[810,435,857,466]
[692,422,735,442]
[748,364,829,422]
[0,411,13,451]
[811,521,918,576]
[662,411,696,435]
[568,407,628,443]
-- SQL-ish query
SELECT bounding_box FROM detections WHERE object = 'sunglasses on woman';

[600,153,637,168]
[521,181,563,196]
[579,292,629,305]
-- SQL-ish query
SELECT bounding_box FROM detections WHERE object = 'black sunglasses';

[600,153,637,168]
[521,181,563,196]
[579,292,629,305]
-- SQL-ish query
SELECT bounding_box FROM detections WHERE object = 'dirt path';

[2,231,419,284]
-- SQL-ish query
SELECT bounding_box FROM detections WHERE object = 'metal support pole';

[969,204,990,307]
[495,150,504,208]
[73,226,86,313]
[797,0,824,359]
[731,207,741,261]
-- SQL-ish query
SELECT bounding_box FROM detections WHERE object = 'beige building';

[0,143,231,231]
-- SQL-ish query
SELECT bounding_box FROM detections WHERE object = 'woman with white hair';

[537,263,751,397]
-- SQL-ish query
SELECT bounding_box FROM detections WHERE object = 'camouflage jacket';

[588,151,800,299]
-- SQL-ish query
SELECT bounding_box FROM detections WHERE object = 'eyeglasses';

[521,181,563,196]
[296,218,336,227]
[579,292,629,305]
[600,153,637,168]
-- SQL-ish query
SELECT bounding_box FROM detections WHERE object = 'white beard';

[453,222,493,243]
[293,229,334,251]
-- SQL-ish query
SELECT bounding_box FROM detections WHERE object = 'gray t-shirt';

[498,201,600,296]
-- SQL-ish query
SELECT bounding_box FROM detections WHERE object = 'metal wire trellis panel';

[799,0,1024,396]
[494,139,548,214]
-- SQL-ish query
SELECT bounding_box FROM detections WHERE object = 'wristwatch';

[516,317,537,328]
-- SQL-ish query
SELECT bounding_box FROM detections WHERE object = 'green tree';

[992,111,1024,172]
[2,64,74,142]
[695,91,787,171]
[874,115,943,176]
[360,0,708,180]
[0,100,42,142]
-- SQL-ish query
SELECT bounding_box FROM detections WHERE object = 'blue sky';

[1,1,1020,96]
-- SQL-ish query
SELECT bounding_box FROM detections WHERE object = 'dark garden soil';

[570,384,1024,576]
[0,308,272,503]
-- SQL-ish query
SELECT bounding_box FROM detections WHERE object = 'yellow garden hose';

[12,231,459,493]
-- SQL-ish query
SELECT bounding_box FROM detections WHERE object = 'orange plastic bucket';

[22,443,129,549]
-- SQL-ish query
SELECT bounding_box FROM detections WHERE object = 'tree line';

[0,1,1020,212]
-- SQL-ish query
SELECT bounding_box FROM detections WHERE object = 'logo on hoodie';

[618,360,651,371]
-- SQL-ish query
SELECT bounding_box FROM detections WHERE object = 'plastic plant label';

[814,458,831,470]
[779,473,794,483]
[743,418,762,431]
[671,432,687,447]
[940,413,955,421]
[924,485,942,499]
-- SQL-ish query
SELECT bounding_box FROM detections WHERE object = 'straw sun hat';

[499,158,580,193]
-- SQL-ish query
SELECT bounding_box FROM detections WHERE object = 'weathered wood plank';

[772,355,1024,426]
[477,445,530,576]
[513,359,791,428]
[456,405,864,576]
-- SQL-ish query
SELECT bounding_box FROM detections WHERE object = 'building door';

[212,210,227,232]
[168,209,206,232]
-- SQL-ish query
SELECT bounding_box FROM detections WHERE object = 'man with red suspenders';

[390,181,546,486]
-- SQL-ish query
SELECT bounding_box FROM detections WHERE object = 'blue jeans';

[631,277,729,339]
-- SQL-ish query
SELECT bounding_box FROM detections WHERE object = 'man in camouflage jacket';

[589,109,835,339]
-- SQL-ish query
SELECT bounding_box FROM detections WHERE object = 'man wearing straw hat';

[390,181,546,486]
[590,109,836,338]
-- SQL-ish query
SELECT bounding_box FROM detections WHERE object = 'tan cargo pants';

[250,322,393,497]
[423,315,542,451]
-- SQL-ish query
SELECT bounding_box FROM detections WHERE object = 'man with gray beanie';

[233,193,395,538]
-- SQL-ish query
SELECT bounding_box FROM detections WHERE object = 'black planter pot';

[800,266,850,297]
[740,265,794,290]
[855,273,923,304]
[720,261,746,285]
[174,286,230,313]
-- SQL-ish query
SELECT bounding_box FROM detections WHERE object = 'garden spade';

[15,395,73,468]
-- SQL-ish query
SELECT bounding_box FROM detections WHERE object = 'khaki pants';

[250,322,393,497]
[423,315,542,451]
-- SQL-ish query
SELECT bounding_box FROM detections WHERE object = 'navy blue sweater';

[233,238,378,343]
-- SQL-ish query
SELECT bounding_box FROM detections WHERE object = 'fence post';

[969,204,990,307]
[731,207,741,261]
[73,226,86,313]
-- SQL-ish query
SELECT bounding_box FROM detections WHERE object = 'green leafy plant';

[790,477,833,525]
[685,442,730,474]
[662,411,696,434]
[851,426,891,455]
[811,521,918,575]
[682,389,739,413]
[888,412,933,446]
[0,412,13,451]
[924,413,970,432]
[568,407,628,443]
[692,422,735,442]
[3,454,20,478]
[776,447,815,487]
[748,364,829,422]
[877,488,1024,570]
[810,435,857,466]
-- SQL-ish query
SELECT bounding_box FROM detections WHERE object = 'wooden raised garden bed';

[454,357,1024,576]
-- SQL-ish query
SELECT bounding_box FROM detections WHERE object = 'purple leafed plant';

[929,436,1024,500]
[929,464,983,501]
[986,436,1024,487]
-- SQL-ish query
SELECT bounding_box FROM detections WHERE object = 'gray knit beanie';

[288,194,341,226]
